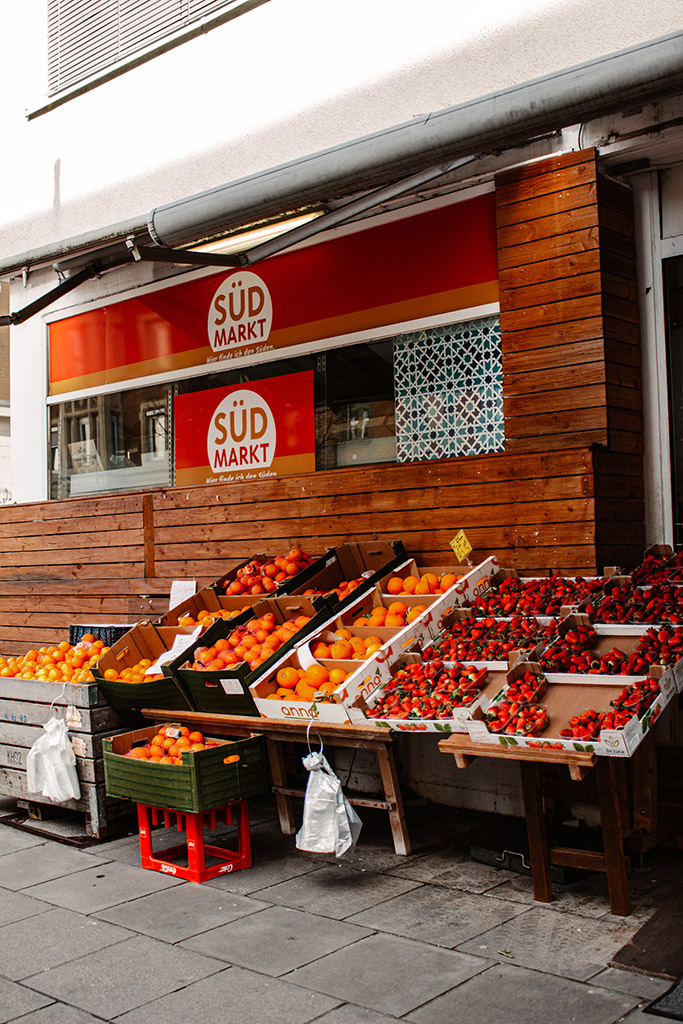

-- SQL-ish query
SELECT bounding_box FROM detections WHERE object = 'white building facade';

[1,0,683,546]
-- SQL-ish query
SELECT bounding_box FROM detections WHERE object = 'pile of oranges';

[0,636,108,683]
[384,572,462,596]
[222,548,315,595]
[352,601,429,629]
[189,611,312,673]
[123,725,218,763]
[265,662,349,703]
[302,577,366,602]
[310,629,382,661]
[177,605,251,628]
[101,658,163,683]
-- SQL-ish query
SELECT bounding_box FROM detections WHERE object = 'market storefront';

[46,190,500,500]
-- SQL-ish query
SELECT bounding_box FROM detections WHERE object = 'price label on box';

[450,530,472,564]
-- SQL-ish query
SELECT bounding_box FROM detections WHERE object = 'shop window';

[394,316,504,462]
[664,256,683,546]
[48,315,504,497]
[49,384,172,498]
[48,0,244,94]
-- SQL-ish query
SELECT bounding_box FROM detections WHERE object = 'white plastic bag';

[295,750,362,858]
[26,715,81,803]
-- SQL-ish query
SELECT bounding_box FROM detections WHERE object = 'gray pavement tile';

[404,962,641,1024]
[0,975,52,1023]
[24,933,223,1019]
[487,871,664,921]
[309,1007,403,1024]
[588,966,674,1000]
[111,965,340,1024]
[0,843,111,891]
[455,906,644,981]
[0,825,50,854]
[614,1007,672,1024]
[254,864,422,919]
[5,1004,106,1024]
[82,834,144,867]
[181,904,372,976]
[202,843,320,895]
[0,906,132,980]
[347,885,530,947]
[94,883,269,941]
[285,932,491,1017]
[21,859,185,913]
[0,884,53,926]
[385,848,517,893]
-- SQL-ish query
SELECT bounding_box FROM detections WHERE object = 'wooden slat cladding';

[497,150,606,453]
[0,449,602,653]
[598,177,643,455]
[496,148,643,466]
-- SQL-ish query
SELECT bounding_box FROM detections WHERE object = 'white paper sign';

[169,579,197,610]
[145,626,203,675]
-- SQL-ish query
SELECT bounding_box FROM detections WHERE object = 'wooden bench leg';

[519,761,552,903]
[265,737,297,836]
[375,742,411,856]
[596,758,630,917]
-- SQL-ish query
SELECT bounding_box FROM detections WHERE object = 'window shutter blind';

[48,0,237,93]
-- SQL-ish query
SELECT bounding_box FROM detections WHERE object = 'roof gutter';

[1,29,683,279]
[148,29,683,249]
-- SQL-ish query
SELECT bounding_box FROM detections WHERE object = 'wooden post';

[595,757,630,917]
[519,761,552,903]
[375,742,411,856]
[265,737,297,835]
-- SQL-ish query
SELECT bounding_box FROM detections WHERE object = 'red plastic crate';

[136,799,251,882]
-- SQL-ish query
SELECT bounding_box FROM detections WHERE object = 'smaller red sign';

[174,370,316,486]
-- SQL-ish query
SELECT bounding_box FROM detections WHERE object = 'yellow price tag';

[450,530,472,564]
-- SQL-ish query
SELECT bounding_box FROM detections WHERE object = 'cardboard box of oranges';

[289,540,407,612]
[249,648,356,722]
[103,723,268,812]
[174,595,331,714]
[92,621,223,714]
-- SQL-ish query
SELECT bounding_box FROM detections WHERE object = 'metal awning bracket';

[125,238,242,268]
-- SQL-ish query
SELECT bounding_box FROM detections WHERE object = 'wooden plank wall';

[0,147,645,655]
[0,447,604,654]
[495,148,644,569]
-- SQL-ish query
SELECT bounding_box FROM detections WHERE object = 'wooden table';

[438,733,633,915]
[144,710,411,856]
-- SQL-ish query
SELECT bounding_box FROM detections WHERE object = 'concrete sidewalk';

[0,795,679,1024]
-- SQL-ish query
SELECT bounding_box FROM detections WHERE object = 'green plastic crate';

[103,725,268,812]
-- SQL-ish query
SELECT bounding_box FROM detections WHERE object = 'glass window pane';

[49,383,171,498]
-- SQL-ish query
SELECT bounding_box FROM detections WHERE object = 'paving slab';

[385,848,517,893]
[182,904,372,976]
[0,825,51,855]
[0,976,53,1023]
[0,884,53,926]
[202,841,321,895]
[24,933,223,1019]
[94,882,269,941]
[0,906,132,980]
[285,932,491,1017]
[347,884,530,947]
[487,872,666,921]
[254,864,422,919]
[111,965,340,1024]
[455,905,643,981]
[404,962,642,1024]
[588,966,674,1000]
[0,843,111,891]
[4,1004,106,1024]
[21,858,185,913]
[308,1007,404,1024]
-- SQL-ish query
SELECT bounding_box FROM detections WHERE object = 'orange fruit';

[295,680,318,701]
[439,573,460,591]
[386,577,404,595]
[304,664,329,686]
[277,666,299,688]
[330,641,353,660]
[387,601,408,617]
[328,668,349,686]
